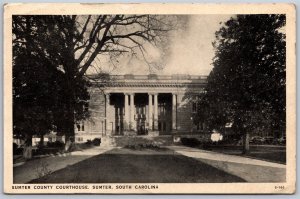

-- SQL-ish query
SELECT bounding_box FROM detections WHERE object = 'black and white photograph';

[3,3,296,194]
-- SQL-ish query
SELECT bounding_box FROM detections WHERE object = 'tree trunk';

[64,74,76,144]
[39,134,44,147]
[65,104,75,143]
[64,105,75,152]
[63,58,76,144]
[23,135,33,159]
[242,132,250,154]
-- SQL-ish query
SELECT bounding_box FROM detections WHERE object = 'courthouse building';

[75,74,208,143]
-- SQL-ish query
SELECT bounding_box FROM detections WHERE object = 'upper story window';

[76,122,85,132]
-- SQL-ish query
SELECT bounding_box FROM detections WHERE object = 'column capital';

[148,93,159,96]
[148,92,158,96]
[105,94,111,100]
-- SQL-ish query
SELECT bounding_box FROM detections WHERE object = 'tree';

[13,16,62,146]
[13,15,178,141]
[201,15,286,153]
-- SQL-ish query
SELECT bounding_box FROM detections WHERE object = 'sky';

[88,15,233,76]
[162,15,233,76]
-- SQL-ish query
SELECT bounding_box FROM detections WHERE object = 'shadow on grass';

[30,148,245,183]
[203,145,286,164]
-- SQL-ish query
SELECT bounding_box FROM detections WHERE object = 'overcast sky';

[90,15,233,76]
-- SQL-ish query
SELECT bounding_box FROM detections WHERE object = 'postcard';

[3,3,296,194]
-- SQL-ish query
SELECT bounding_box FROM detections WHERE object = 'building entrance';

[136,106,147,135]
[134,93,148,135]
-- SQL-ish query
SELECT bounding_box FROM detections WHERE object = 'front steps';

[100,135,174,147]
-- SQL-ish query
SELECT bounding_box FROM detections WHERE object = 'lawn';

[204,145,286,164]
[30,147,245,183]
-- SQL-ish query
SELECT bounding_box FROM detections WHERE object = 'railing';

[88,74,208,87]
[109,74,208,80]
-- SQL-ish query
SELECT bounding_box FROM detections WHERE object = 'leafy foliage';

[13,16,90,139]
[200,15,286,142]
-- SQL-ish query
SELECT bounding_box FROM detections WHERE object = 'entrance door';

[115,106,124,135]
[136,106,146,135]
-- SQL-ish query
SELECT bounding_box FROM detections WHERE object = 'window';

[192,102,197,113]
[77,122,85,132]
[77,137,83,142]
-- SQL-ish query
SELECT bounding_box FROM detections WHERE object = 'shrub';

[181,138,200,147]
[125,142,161,150]
[13,143,18,154]
[47,141,64,148]
[199,141,212,149]
[92,138,101,146]
[86,139,92,145]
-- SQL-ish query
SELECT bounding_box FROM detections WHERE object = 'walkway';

[30,147,245,183]
[167,146,286,182]
[13,146,113,183]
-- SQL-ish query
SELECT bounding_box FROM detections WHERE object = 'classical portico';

[101,74,207,136]
[104,93,166,134]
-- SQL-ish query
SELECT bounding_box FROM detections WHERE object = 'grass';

[204,145,286,164]
[13,143,96,165]
[30,147,245,183]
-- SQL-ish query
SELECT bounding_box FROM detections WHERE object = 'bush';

[13,143,18,154]
[86,139,93,145]
[181,138,200,147]
[199,141,212,149]
[47,141,64,148]
[92,138,101,146]
[125,142,161,150]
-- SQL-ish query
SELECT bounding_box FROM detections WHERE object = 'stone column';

[153,94,158,130]
[130,93,135,131]
[105,93,110,135]
[148,94,153,130]
[119,108,122,135]
[124,94,129,130]
[172,93,177,131]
